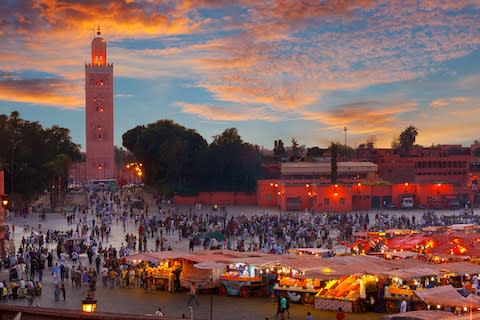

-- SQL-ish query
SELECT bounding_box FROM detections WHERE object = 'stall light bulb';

[464,307,468,311]
[437,305,441,309]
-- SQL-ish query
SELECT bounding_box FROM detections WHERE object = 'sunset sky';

[1,0,480,151]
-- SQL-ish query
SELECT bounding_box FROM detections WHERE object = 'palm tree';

[399,126,418,154]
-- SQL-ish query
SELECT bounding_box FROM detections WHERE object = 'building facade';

[356,144,480,187]
[85,28,115,180]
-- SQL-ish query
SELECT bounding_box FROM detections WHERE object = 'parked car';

[401,197,414,209]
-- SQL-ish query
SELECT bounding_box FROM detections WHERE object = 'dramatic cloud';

[0,76,82,108]
[175,102,283,121]
[303,100,417,134]
[1,0,480,146]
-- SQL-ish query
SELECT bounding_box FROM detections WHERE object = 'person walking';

[305,311,313,320]
[275,294,282,319]
[187,282,199,306]
[54,285,60,302]
[285,295,290,318]
[60,284,66,301]
[279,295,287,320]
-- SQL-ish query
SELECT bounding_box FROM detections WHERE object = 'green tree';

[0,111,80,205]
[122,120,208,194]
[201,128,262,192]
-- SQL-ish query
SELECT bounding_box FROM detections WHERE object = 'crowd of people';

[0,185,476,320]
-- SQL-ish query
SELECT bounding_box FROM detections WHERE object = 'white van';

[401,197,414,209]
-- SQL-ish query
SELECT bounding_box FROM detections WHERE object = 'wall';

[173,192,257,206]
[0,305,184,320]
[257,179,471,211]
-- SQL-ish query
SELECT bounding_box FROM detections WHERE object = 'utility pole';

[344,127,348,147]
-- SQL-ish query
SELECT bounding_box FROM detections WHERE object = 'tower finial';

[97,25,101,36]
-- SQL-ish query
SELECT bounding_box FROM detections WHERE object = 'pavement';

[1,193,475,319]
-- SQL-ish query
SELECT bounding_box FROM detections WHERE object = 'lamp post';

[81,289,97,313]
[126,162,143,184]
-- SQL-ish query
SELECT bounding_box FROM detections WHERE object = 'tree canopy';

[395,125,419,154]
[122,121,263,195]
[0,111,80,205]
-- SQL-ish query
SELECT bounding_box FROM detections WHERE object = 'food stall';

[313,275,367,312]
[217,262,266,297]
[125,251,186,292]
[271,254,327,305]
[382,267,441,313]
[414,285,480,314]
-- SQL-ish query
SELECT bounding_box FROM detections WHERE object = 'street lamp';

[81,289,97,313]
[1,195,8,208]
[126,162,144,184]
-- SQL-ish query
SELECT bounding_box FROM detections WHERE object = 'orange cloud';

[1,0,480,132]
[175,102,283,121]
[0,77,83,108]
[303,100,418,135]
[431,96,469,108]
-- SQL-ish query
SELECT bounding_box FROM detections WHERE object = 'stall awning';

[414,285,480,309]
[382,267,442,280]
[124,251,190,263]
[385,234,431,250]
[381,310,459,320]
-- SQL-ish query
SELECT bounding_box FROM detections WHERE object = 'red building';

[257,179,468,212]
[356,144,480,187]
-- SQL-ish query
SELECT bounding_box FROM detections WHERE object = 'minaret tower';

[85,26,115,180]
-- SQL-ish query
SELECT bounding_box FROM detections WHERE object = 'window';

[324,198,330,205]
[339,198,345,205]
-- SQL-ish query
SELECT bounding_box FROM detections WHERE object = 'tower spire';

[97,25,101,37]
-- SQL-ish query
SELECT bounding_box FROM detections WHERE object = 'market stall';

[313,274,370,312]
[414,285,480,313]
[180,251,241,289]
[125,251,186,292]
[216,262,267,297]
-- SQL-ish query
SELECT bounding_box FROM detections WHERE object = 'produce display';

[278,276,321,290]
[146,260,181,278]
[315,276,361,301]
